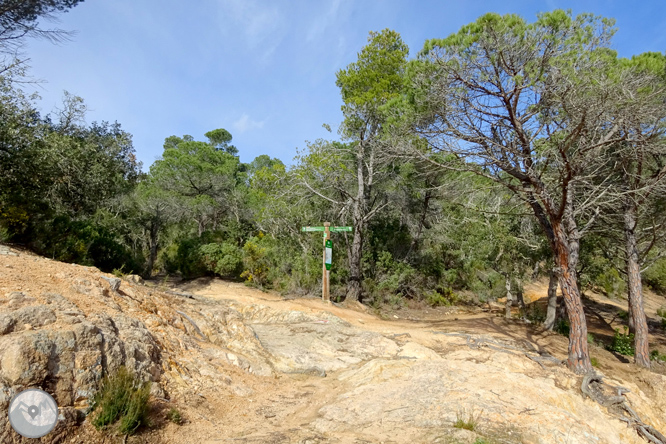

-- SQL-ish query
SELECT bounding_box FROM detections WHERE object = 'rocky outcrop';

[0,250,665,444]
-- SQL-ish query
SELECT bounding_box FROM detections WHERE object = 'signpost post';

[301,223,353,302]
[322,223,331,302]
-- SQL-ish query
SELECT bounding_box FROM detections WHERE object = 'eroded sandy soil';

[1,246,665,444]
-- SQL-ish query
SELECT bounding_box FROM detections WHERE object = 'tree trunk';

[347,217,363,302]
[516,283,526,313]
[347,138,368,302]
[405,189,431,259]
[624,199,650,368]
[145,220,159,279]
[553,222,592,374]
[504,276,512,319]
[544,270,559,331]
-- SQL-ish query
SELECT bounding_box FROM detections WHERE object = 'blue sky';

[24,0,666,170]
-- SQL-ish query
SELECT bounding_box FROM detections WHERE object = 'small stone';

[125,274,145,285]
[100,276,121,292]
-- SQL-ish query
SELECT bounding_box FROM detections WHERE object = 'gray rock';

[124,274,144,285]
[100,276,121,292]
[0,245,18,256]
[251,322,399,374]
[5,292,35,309]
[0,306,56,334]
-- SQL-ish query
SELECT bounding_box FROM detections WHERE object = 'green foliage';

[650,350,666,363]
[644,258,666,295]
[554,319,570,337]
[590,357,600,368]
[112,265,128,278]
[454,409,482,431]
[363,251,418,305]
[657,307,666,330]
[173,237,207,279]
[595,268,626,299]
[617,310,629,322]
[204,128,237,155]
[425,288,459,307]
[200,242,243,278]
[523,304,546,325]
[336,29,408,136]
[607,327,635,356]
[166,408,183,425]
[241,234,271,287]
[91,367,151,435]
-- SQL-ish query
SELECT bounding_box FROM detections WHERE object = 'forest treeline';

[1,3,665,373]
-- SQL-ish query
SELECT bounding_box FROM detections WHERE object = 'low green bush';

[200,242,243,278]
[425,287,458,307]
[91,367,151,435]
[607,327,635,356]
[523,304,546,324]
[554,318,570,337]
[241,235,271,287]
[167,407,183,425]
[650,350,666,363]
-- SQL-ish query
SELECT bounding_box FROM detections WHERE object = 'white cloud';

[233,113,264,133]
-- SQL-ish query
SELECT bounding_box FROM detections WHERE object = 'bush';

[166,407,183,425]
[650,350,666,363]
[607,327,635,356]
[590,357,600,367]
[175,237,207,278]
[644,258,666,295]
[554,318,570,337]
[425,287,459,307]
[200,242,243,278]
[523,304,546,324]
[595,268,626,299]
[241,234,271,287]
[91,367,151,435]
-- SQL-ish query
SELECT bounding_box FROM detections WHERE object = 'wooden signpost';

[301,222,353,302]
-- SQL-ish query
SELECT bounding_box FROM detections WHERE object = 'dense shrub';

[241,234,271,287]
[91,367,151,435]
[200,242,243,278]
[607,328,635,356]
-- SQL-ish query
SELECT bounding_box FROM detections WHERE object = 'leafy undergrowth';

[90,366,152,435]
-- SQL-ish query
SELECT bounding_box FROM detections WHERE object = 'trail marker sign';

[301,222,353,302]
[330,226,352,232]
[325,239,333,270]
[301,226,326,232]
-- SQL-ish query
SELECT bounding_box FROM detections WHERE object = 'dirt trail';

[166,278,666,444]
[1,248,666,444]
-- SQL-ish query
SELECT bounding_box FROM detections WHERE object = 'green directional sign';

[330,226,353,232]
[325,239,333,270]
[301,226,325,232]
